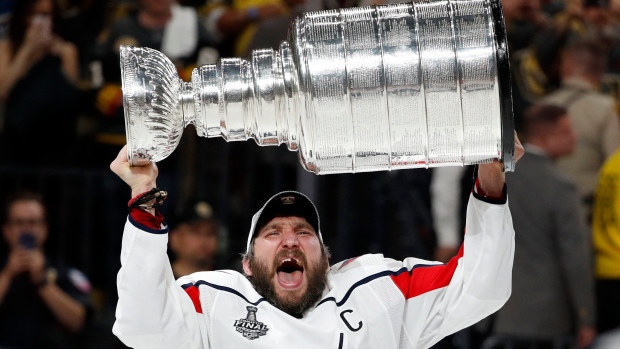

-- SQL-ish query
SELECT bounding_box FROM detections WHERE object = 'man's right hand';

[110,145,158,198]
[2,248,32,281]
[23,16,53,56]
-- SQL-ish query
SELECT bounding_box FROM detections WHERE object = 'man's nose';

[281,230,299,248]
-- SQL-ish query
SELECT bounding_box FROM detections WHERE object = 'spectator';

[540,0,566,18]
[203,0,306,57]
[608,0,620,73]
[591,149,620,336]
[169,200,222,278]
[521,0,612,99]
[486,104,596,349]
[541,40,620,221]
[497,0,551,131]
[57,0,109,78]
[0,0,80,166]
[503,0,551,52]
[0,191,92,349]
[93,0,216,162]
[197,0,303,57]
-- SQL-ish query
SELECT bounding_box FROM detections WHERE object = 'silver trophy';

[120,0,514,174]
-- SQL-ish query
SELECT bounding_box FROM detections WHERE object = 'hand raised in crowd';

[49,37,76,59]
[24,249,46,284]
[110,145,159,198]
[2,248,45,284]
[22,15,53,57]
[49,35,80,83]
[2,249,30,280]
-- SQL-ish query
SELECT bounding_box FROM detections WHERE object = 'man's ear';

[242,258,253,276]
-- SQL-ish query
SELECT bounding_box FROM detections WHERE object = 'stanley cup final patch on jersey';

[233,306,269,340]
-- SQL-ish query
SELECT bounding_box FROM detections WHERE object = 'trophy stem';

[183,44,301,151]
[179,81,196,130]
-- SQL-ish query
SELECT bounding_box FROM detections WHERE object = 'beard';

[247,249,329,318]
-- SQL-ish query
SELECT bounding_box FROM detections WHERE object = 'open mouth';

[276,257,304,289]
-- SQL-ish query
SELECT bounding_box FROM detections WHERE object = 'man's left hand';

[477,131,524,197]
[23,249,46,284]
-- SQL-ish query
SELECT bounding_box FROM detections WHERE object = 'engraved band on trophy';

[120,0,515,174]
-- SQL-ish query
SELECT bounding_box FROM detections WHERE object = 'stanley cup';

[120,0,515,174]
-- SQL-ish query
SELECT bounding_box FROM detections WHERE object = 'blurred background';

[0,0,619,348]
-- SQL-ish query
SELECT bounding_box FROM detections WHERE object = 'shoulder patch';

[338,257,359,270]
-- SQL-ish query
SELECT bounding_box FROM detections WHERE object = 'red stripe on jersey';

[338,256,359,270]
[130,208,164,229]
[184,285,203,313]
[390,245,464,299]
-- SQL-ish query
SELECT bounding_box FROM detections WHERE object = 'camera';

[18,232,36,249]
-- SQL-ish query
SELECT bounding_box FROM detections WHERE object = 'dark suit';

[492,147,595,340]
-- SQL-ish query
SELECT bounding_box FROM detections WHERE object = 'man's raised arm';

[110,146,208,349]
[399,134,524,348]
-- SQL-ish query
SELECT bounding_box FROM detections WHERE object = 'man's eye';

[266,231,278,236]
[298,231,310,235]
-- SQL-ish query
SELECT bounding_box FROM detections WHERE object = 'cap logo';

[280,196,295,205]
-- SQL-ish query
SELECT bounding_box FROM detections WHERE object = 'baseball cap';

[246,191,322,252]
[172,200,216,228]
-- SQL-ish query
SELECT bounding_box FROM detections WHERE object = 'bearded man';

[110,135,523,349]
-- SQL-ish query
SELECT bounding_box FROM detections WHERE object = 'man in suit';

[541,40,620,222]
[488,104,597,349]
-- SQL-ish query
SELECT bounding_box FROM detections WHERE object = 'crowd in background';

[0,0,619,348]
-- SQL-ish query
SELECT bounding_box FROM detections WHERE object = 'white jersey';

[113,193,514,349]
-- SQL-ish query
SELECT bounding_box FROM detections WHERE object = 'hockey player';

[110,134,524,349]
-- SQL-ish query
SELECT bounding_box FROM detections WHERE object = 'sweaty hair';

[522,104,568,139]
[2,190,46,225]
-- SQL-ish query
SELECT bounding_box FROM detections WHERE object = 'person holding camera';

[0,191,92,349]
[0,0,80,166]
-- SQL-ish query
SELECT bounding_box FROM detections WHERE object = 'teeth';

[279,258,298,266]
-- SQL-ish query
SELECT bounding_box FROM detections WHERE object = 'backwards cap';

[246,191,322,253]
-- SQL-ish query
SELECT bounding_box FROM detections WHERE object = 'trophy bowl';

[120,46,185,166]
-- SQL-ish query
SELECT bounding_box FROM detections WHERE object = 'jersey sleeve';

[112,216,209,349]
[393,191,514,349]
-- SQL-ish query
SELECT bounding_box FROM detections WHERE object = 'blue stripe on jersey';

[316,263,438,308]
[181,280,267,306]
